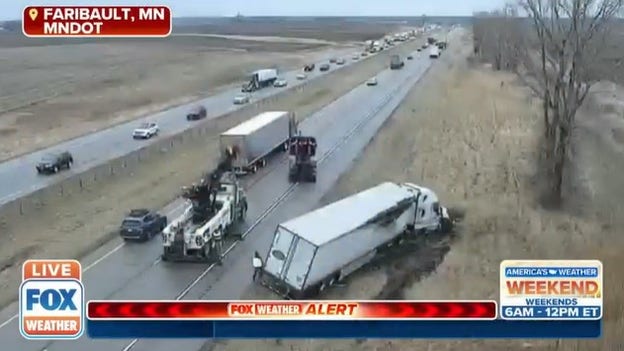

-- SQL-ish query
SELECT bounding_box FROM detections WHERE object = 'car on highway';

[132,122,159,139]
[366,77,378,86]
[417,48,422,52]
[186,105,207,121]
[336,58,345,65]
[119,209,168,242]
[36,151,73,174]
[407,55,413,60]
[296,73,307,80]
[361,52,368,57]
[233,94,250,105]
[273,78,288,87]
[319,63,330,71]
[422,43,429,49]
[352,54,359,60]
[329,57,337,63]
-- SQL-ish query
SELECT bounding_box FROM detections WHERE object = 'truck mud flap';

[258,274,303,299]
[259,280,292,299]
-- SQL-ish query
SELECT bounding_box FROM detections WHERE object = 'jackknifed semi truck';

[219,111,297,174]
[256,181,453,298]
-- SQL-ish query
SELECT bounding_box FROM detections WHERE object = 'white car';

[233,94,250,104]
[366,77,378,86]
[336,58,345,65]
[273,79,288,87]
[296,73,307,80]
[132,122,159,139]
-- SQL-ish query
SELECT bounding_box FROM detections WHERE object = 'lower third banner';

[87,320,601,338]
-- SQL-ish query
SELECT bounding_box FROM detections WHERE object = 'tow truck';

[161,153,248,262]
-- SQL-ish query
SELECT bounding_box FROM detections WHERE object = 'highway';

[0,28,446,350]
[0,45,369,206]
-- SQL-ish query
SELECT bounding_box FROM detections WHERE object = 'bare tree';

[472,3,526,70]
[520,0,623,205]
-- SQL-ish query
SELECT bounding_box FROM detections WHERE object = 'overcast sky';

[2,0,504,20]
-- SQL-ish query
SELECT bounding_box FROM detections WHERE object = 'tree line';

[472,0,623,206]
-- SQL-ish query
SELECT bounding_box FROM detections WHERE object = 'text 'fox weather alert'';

[19,259,84,339]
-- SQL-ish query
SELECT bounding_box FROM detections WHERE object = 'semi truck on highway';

[161,168,247,262]
[242,68,278,92]
[256,181,453,298]
[219,111,297,174]
[390,54,404,69]
[288,135,317,183]
[429,46,440,58]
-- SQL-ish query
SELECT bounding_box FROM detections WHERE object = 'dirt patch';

[215,30,623,351]
[0,39,424,309]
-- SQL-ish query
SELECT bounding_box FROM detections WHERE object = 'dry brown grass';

[0,38,344,161]
[215,30,623,351]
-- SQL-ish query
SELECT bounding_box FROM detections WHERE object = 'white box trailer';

[220,111,296,174]
[255,69,278,83]
[429,46,440,58]
[260,182,451,298]
[242,69,278,92]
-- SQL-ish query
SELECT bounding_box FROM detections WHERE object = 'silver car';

[296,73,307,80]
[273,79,288,87]
[233,94,250,104]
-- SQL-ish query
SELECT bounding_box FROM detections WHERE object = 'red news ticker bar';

[22,6,171,37]
[87,300,497,320]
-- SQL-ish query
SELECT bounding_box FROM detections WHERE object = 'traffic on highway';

[0,29,449,349]
[0,46,361,205]
[0,24,459,351]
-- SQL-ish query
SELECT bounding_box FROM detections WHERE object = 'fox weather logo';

[19,259,84,339]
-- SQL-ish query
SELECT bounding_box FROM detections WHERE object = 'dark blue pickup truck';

[119,209,168,242]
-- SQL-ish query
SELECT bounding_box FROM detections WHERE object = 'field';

[0,20,394,161]
[216,29,623,351]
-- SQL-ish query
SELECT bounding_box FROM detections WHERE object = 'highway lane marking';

[0,201,188,331]
[0,39,428,333]
[121,56,431,351]
[0,39,422,337]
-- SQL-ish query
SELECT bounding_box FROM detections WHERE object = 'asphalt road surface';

[0,28,453,349]
[0,45,375,206]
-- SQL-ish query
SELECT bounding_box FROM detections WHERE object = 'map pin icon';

[29,8,38,21]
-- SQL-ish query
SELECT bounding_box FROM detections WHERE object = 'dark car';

[329,57,337,63]
[119,209,168,241]
[407,55,413,60]
[187,105,207,121]
[319,63,330,71]
[36,151,73,174]
[303,63,315,72]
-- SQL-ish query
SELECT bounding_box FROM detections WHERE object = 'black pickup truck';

[120,209,168,241]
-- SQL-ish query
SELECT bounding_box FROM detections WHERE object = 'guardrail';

[0,40,421,226]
